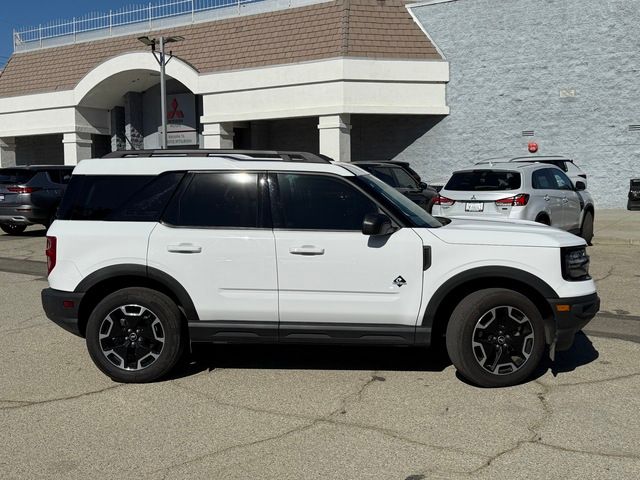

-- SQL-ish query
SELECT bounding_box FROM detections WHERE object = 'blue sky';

[0,1,124,67]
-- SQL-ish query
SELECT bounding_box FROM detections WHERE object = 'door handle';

[544,195,550,202]
[562,197,569,204]
[167,243,202,254]
[289,245,325,256]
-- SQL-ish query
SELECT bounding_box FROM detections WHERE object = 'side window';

[369,167,398,187]
[164,172,260,228]
[57,175,156,220]
[46,170,61,184]
[274,173,378,230]
[392,167,419,189]
[551,170,573,190]
[59,170,73,184]
[532,169,552,189]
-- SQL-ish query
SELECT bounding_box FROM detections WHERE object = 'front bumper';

[41,288,85,337]
[547,293,600,351]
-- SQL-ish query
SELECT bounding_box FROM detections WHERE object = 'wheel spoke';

[472,305,535,376]
[98,304,164,372]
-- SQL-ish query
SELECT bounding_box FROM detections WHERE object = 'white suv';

[432,163,595,244]
[41,150,599,388]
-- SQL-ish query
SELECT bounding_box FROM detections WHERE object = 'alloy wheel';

[471,306,535,375]
[98,304,165,371]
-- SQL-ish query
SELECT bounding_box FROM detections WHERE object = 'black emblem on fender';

[393,276,407,287]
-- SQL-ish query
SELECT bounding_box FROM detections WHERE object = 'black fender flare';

[75,264,199,321]
[421,266,559,330]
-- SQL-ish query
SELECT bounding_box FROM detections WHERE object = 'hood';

[428,216,586,248]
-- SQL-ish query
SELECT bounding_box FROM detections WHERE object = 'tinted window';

[392,167,419,189]
[354,174,442,228]
[550,170,573,190]
[445,170,521,191]
[274,173,378,230]
[368,167,397,186]
[164,172,259,228]
[46,169,73,184]
[0,169,36,185]
[58,175,153,220]
[532,169,553,189]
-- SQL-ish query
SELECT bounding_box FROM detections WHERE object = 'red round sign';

[528,142,538,153]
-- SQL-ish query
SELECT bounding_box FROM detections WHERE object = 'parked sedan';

[432,162,595,243]
[0,166,74,235]
[352,161,437,212]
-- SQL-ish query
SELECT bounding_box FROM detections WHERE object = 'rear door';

[531,168,563,225]
[147,171,279,327]
[270,172,424,334]
[549,169,581,231]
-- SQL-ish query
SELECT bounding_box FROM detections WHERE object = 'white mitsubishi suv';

[41,150,599,388]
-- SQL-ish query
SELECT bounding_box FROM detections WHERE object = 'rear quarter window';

[445,170,521,191]
[57,173,184,221]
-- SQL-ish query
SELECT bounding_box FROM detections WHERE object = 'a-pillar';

[202,122,234,149]
[63,133,93,166]
[0,137,17,167]
[318,114,351,162]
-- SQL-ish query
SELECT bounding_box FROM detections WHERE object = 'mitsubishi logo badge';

[168,98,184,120]
[471,195,477,200]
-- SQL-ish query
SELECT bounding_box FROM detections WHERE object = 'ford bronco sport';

[41,150,599,388]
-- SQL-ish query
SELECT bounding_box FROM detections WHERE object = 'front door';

[270,172,424,330]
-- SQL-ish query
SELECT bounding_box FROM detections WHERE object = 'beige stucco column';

[62,132,92,166]
[0,137,17,167]
[318,114,351,162]
[202,122,234,149]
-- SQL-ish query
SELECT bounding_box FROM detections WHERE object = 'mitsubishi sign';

[163,93,198,146]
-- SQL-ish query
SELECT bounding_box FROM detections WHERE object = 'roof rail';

[103,149,332,164]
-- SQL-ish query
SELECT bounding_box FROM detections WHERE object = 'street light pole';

[138,35,184,150]
[159,36,168,149]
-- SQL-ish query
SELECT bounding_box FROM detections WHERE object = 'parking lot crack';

[0,384,127,411]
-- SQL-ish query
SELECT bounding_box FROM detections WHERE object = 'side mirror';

[419,181,428,191]
[362,213,395,236]
[575,181,586,191]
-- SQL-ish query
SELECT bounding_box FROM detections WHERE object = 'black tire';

[580,211,594,246]
[86,287,184,383]
[535,214,551,226]
[446,288,546,388]
[0,224,27,235]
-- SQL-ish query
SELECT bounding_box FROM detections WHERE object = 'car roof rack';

[509,155,574,163]
[103,149,332,164]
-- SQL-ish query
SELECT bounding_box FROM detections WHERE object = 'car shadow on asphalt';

[0,227,47,238]
[544,331,600,376]
[167,344,453,380]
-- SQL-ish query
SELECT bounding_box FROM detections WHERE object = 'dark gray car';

[351,161,438,212]
[0,166,74,235]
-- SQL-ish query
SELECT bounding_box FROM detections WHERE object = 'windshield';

[0,169,36,185]
[446,170,521,191]
[354,174,441,228]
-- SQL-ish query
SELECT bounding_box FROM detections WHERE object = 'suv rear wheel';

[0,224,27,235]
[86,287,184,383]
[446,288,545,388]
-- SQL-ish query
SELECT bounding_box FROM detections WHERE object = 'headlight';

[561,246,591,281]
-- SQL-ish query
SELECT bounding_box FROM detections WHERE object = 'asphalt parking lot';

[0,211,639,479]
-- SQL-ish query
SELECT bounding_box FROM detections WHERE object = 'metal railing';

[12,0,297,52]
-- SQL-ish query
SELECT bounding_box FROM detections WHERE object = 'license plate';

[465,202,484,212]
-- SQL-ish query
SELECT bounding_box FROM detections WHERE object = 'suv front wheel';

[446,288,545,388]
[86,287,184,383]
